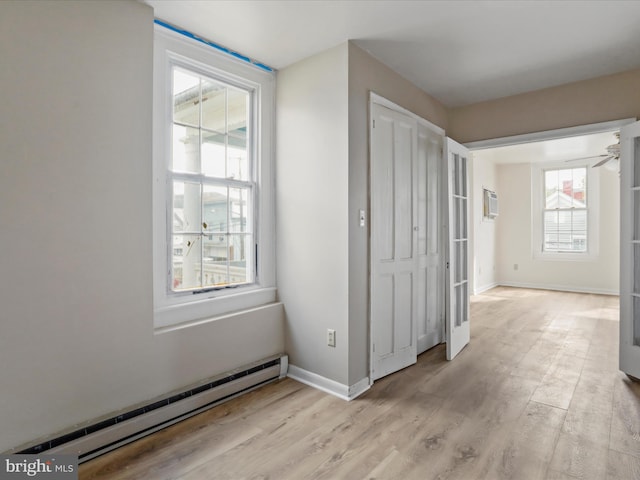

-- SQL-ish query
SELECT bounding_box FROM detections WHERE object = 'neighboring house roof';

[546,190,586,209]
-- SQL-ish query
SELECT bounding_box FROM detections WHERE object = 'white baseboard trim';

[497,281,619,296]
[474,282,498,295]
[348,377,371,400]
[287,365,370,401]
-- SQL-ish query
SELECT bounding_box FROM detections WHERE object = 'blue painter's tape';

[154,19,274,72]
[252,62,274,73]
[230,52,251,63]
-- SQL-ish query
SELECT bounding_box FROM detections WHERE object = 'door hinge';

[446,261,450,269]
[373,119,376,129]
[373,343,375,352]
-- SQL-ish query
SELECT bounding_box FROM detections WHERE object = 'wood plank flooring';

[79,287,640,479]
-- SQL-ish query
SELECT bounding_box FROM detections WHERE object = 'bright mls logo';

[0,455,77,480]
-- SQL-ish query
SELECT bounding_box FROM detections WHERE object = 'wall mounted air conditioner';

[484,188,498,219]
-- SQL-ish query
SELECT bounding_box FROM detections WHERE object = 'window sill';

[532,251,598,262]
[154,286,277,330]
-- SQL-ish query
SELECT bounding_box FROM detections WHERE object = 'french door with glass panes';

[620,120,640,379]
[445,138,471,360]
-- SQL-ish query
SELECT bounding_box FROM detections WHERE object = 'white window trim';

[153,25,276,330]
[531,160,599,262]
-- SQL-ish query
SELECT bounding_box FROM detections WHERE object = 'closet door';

[370,103,418,380]
[417,125,444,354]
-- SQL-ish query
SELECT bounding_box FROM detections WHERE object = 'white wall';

[469,155,499,293]
[0,1,284,452]
[276,44,351,385]
[492,162,619,294]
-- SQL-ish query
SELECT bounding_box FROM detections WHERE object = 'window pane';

[201,79,226,132]
[230,188,249,233]
[635,190,640,241]
[172,234,202,291]
[545,168,586,209]
[173,181,201,233]
[455,285,463,327]
[545,170,559,209]
[201,131,226,178]
[544,210,559,250]
[227,137,248,180]
[202,185,228,234]
[173,69,200,127]
[634,296,640,346]
[209,256,229,286]
[557,210,572,251]
[229,234,250,284]
[453,154,460,196]
[228,89,248,140]
[203,234,228,287]
[572,210,587,251]
[172,125,200,173]
[544,209,587,252]
[634,137,640,188]
[454,241,467,283]
[634,244,640,295]
[573,168,587,206]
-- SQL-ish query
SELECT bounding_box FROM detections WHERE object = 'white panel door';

[370,103,418,380]
[620,120,640,379]
[417,124,444,354]
[445,137,471,360]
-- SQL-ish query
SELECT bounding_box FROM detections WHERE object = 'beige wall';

[449,69,640,143]
[277,44,351,384]
[0,1,284,452]
[347,42,448,384]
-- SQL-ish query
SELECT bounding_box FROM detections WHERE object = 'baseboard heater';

[12,354,288,463]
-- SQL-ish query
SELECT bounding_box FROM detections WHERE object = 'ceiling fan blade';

[565,154,608,163]
[592,156,614,168]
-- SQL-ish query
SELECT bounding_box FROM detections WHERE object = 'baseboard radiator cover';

[11,354,288,463]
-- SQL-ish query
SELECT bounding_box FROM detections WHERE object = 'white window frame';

[153,25,276,329]
[531,160,599,261]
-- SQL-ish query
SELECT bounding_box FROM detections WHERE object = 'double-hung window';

[532,161,599,260]
[153,24,276,329]
[543,167,588,253]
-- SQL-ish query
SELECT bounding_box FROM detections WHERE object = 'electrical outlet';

[327,329,336,347]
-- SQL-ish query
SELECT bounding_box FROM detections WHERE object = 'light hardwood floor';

[80,287,640,479]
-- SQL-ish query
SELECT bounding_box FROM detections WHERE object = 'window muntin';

[543,167,588,253]
[170,66,254,292]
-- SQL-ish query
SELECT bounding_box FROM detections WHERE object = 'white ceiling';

[145,0,640,107]
[473,131,618,165]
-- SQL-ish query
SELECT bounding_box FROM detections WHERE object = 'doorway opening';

[467,120,633,298]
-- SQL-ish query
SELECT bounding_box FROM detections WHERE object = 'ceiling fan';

[565,132,620,170]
